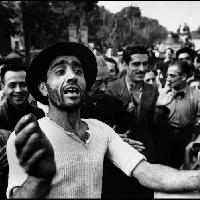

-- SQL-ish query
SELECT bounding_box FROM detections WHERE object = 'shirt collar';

[125,76,143,93]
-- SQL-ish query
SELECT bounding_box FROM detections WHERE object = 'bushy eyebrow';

[50,60,66,70]
[50,60,82,70]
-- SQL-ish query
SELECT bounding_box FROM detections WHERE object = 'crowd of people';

[0,41,200,198]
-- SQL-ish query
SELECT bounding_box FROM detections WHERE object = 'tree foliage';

[0,1,169,52]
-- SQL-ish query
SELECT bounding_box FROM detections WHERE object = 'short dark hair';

[165,48,174,54]
[168,60,191,78]
[145,69,158,76]
[123,45,149,65]
[1,64,27,83]
[176,47,197,61]
[104,57,119,74]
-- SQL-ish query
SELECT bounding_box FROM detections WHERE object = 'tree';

[0,1,168,55]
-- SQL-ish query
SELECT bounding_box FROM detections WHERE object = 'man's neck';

[47,106,83,135]
[126,76,143,91]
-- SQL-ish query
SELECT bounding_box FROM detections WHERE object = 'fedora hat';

[26,42,97,105]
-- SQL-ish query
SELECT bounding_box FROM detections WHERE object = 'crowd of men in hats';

[1,40,200,198]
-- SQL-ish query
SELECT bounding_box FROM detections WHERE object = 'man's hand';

[14,114,56,181]
[118,129,145,152]
[123,138,145,152]
[157,84,176,106]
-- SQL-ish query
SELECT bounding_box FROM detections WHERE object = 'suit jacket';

[106,76,159,163]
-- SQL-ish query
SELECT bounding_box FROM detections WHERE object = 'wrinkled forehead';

[49,55,82,69]
[130,54,148,62]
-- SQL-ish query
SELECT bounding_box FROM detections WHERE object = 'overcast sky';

[98,1,200,32]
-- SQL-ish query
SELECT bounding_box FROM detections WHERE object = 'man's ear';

[182,73,187,81]
[38,82,48,97]
[1,82,5,90]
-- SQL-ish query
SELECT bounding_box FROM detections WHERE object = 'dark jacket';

[106,76,159,163]
[81,93,129,134]
[0,99,45,132]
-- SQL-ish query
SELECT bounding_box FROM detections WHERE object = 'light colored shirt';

[167,86,200,127]
[7,117,145,198]
[125,77,142,113]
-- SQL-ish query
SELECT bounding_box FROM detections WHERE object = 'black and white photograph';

[1,1,200,198]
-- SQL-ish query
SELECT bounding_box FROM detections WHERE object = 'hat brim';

[26,42,97,105]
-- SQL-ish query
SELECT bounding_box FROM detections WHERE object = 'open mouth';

[63,87,80,96]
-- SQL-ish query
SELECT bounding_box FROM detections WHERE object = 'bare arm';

[11,176,52,198]
[132,160,200,193]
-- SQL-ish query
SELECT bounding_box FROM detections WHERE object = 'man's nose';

[138,64,145,71]
[15,85,23,92]
[149,79,153,84]
[66,68,77,82]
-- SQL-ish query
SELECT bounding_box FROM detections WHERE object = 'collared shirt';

[167,86,200,127]
[125,77,142,99]
[125,77,142,113]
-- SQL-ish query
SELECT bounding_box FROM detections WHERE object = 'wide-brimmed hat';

[26,42,97,105]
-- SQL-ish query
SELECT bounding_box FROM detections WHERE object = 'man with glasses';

[157,60,200,168]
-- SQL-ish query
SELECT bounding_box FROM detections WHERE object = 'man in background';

[0,64,45,131]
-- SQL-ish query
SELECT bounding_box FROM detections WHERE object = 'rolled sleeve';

[107,130,146,176]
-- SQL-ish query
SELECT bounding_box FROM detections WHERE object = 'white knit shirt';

[7,117,145,198]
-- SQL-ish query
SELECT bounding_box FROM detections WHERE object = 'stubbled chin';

[14,100,26,105]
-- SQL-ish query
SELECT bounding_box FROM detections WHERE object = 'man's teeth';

[64,88,79,94]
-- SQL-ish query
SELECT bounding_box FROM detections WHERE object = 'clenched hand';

[14,114,56,181]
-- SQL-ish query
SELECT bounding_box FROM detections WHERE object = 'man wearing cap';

[6,42,200,198]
